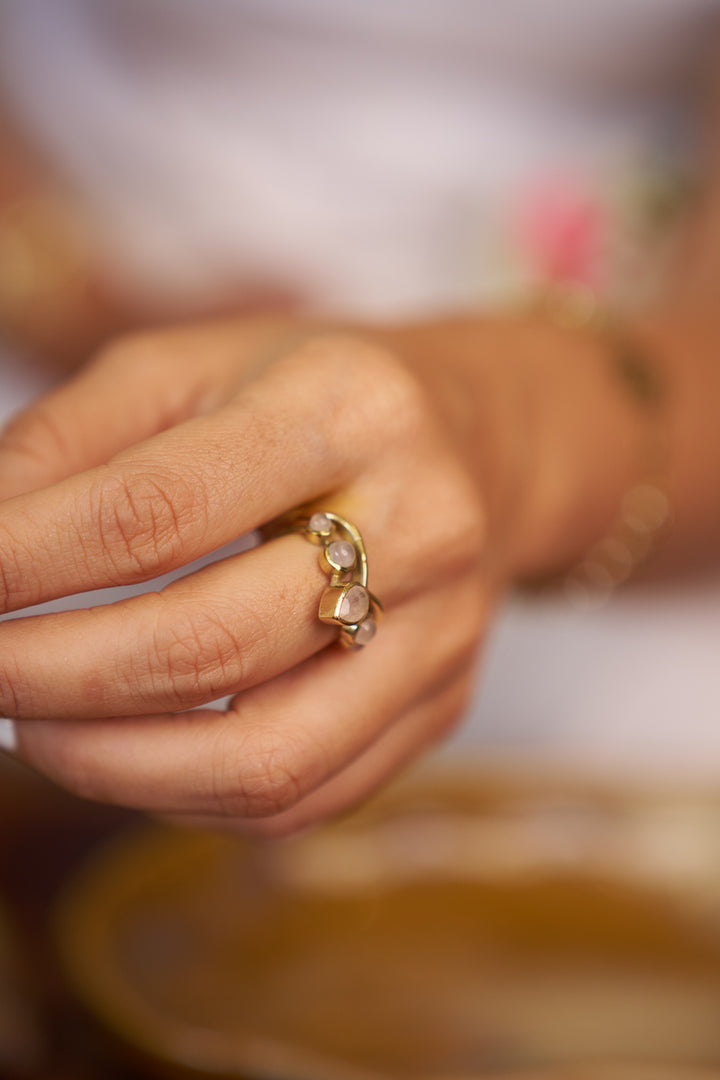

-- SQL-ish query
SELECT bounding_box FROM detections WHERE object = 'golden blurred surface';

[53,763,720,1079]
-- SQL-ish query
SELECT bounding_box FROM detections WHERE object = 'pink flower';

[515,179,607,288]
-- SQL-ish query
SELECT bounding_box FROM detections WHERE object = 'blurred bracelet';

[536,286,671,607]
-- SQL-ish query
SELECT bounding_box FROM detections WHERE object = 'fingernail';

[0,718,17,754]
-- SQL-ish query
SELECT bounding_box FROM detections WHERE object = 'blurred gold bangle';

[536,286,671,607]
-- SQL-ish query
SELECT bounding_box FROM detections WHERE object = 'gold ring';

[269,510,381,649]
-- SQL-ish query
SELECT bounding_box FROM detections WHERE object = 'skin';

[0,322,493,835]
[0,77,719,836]
[0,302,719,838]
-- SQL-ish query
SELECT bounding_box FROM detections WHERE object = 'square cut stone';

[338,584,370,625]
[319,584,370,626]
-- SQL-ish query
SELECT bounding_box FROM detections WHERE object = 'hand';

[0,318,497,835]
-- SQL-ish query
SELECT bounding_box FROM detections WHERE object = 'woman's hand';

[4,304,694,834]
[0,318,508,835]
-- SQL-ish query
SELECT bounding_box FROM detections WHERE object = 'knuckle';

[430,671,478,744]
[417,584,486,694]
[38,731,103,803]
[89,468,206,580]
[295,333,429,446]
[0,402,72,476]
[58,757,97,802]
[426,624,480,698]
[431,473,487,575]
[0,653,24,719]
[212,726,310,819]
[143,602,272,707]
[365,354,429,440]
[455,575,488,642]
[403,472,486,589]
[0,522,35,612]
[443,617,485,683]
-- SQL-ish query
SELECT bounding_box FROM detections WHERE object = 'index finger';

[0,335,406,614]
[0,317,287,501]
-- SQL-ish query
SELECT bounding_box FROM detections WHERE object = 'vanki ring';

[270,511,381,649]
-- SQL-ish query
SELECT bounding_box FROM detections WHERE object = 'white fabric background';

[1,0,716,314]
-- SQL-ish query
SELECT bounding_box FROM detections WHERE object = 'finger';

[168,669,476,839]
[0,535,336,720]
[0,335,404,614]
[0,319,289,500]
[0,535,481,722]
[11,584,484,815]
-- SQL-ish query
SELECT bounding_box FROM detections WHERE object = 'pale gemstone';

[327,540,356,571]
[353,617,377,646]
[308,512,332,536]
[338,584,370,625]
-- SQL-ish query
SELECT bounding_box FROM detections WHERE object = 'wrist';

[374,314,650,587]
[515,309,675,600]
[506,314,668,587]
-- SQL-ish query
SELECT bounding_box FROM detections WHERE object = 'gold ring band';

[269,510,380,649]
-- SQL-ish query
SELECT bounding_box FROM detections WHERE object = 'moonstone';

[327,540,356,571]
[353,617,377,646]
[308,512,332,536]
[338,584,370,625]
